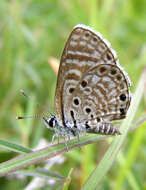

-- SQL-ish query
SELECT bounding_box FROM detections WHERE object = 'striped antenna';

[20,89,41,107]
[16,89,52,120]
[16,115,42,120]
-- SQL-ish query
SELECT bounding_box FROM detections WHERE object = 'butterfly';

[43,24,131,144]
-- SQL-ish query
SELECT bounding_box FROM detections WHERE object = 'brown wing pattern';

[64,64,131,124]
[54,24,131,126]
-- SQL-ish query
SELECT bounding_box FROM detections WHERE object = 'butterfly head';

[43,115,57,129]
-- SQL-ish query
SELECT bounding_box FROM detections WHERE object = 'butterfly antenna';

[16,115,43,120]
[20,89,41,108]
[20,89,30,98]
[19,89,53,116]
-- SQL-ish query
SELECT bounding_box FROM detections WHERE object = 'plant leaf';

[0,139,32,153]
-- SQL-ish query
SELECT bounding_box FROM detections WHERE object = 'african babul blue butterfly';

[17,24,131,146]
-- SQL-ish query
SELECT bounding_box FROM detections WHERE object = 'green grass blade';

[13,168,65,180]
[117,153,141,190]
[62,168,73,190]
[0,134,108,177]
[0,139,32,153]
[114,121,146,189]
[36,167,65,179]
[88,0,99,29]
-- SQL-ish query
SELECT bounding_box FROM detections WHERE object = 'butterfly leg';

[51,131,60,144]
[68,135,71,141]
[77,133,82,150]
[51,134,56,144]
[63,136,69,152]
[73,130,82,150]
[75,130,80,142]
[57,136,60,144]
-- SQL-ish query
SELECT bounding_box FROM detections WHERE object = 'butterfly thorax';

[43,115,79,137]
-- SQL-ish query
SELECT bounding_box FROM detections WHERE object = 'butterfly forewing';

[55,24,131,132]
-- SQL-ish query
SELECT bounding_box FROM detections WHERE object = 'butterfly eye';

[48,117,56,127]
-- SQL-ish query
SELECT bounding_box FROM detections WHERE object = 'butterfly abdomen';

[86,122,121,135]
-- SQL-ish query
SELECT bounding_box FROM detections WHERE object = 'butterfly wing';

[64,64,131,125]
[54,24,131,126]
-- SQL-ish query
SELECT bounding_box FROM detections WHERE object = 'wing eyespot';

[81,80,87,88]
[85,107,91,113]
[73,97,81,106]
[110,69,117,75]
[99,66,107,73]
[106,52,112,60]
[69,88,74,94]
[119,94,126,101]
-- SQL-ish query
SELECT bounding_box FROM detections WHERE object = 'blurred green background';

[0,0,146,189]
